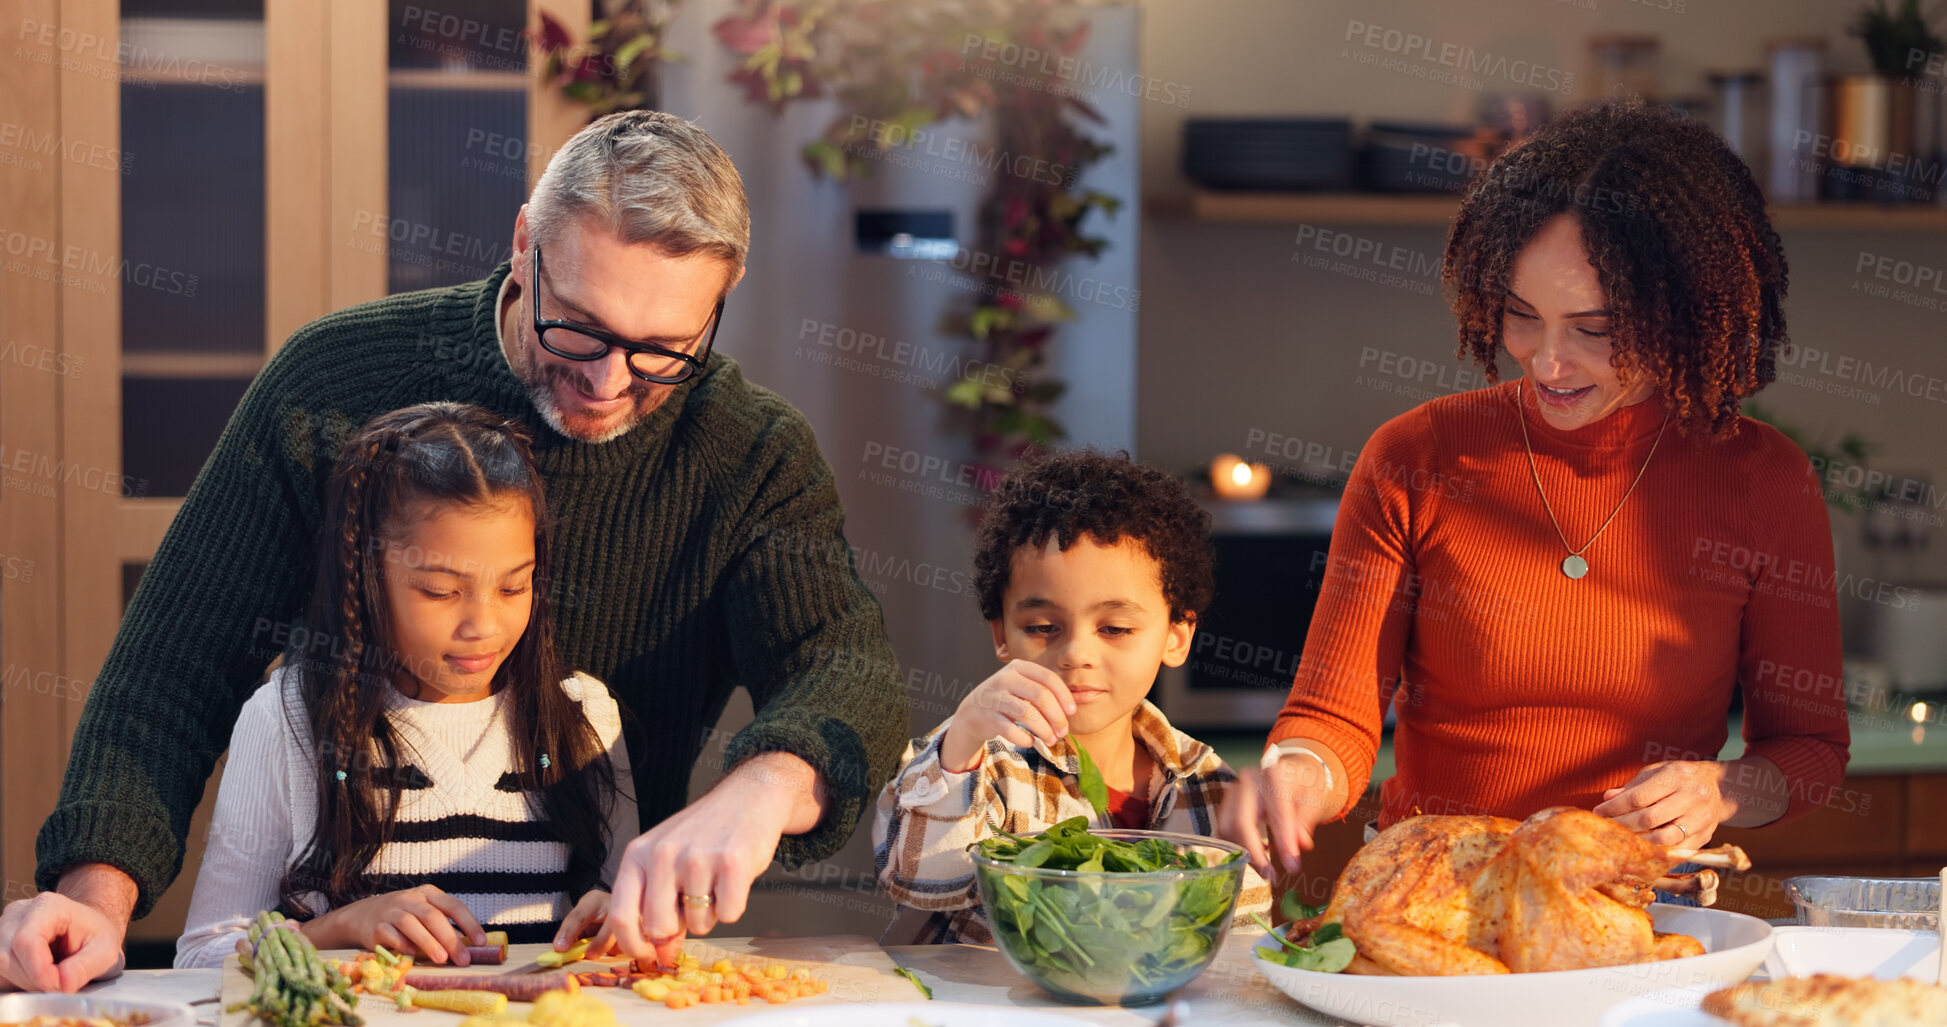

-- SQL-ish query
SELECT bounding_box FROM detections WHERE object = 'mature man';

[0,110,905,989]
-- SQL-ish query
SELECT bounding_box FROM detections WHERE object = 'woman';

[1223,102,1850,881]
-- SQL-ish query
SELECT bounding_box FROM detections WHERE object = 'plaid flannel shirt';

[872,699,1272,944]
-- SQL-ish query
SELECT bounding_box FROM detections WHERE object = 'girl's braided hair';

[280,402,614,915]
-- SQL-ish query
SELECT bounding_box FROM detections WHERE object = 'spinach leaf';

[1070,736,1109,820]
[973,819,1243,1002]
[1249,912,1357,973]
[1280,889,1323,922]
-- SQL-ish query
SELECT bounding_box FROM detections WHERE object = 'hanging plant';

[532,0,686,118]
[713,0,1124,470]
[1848,0,1945,79]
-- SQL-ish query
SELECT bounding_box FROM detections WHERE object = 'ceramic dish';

[1250,904,1773,1027]
[0,993,197,1027]
[1763,925,1939,983]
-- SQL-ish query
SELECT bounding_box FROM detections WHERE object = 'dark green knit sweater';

[37,263,908,917]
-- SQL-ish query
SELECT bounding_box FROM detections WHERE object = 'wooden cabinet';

[1712,774,1921,921]
[1904,775,1947,856]
[0,0,589,967]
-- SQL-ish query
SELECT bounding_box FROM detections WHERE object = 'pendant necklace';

[1516,380,1670,580]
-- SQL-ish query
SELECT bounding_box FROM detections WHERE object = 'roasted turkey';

[1294,806,1750,976]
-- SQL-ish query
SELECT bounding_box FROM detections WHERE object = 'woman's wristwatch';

[1260,739,1334,792]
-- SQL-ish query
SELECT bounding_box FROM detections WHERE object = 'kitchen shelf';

[120,66,265,87]
[121,351,264,378]
[388,68,527,91]
[1150,190,1947,232]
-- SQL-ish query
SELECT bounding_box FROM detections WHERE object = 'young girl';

[176,402,635,968]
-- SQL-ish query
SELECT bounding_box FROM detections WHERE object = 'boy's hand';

[939,659,1076,773]
[303,884,485,965]
[555,889,619,958]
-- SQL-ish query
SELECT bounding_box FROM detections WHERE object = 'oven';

[1153,497,1339,731]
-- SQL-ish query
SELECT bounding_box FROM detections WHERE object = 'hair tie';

[334,770,348,782]
[251,919,302,959]
[538,754,551,769]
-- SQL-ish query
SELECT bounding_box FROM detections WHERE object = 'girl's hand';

[555,890,618,958]
[308,884,485,965]
[1592,760,1730,848]
[938,659,1076,773]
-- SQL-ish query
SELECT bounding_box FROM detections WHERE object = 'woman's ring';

[680,892,715,909]
[1675,823,1688,837]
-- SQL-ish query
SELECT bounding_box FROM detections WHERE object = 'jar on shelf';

[1708,70,1767,163]
[1588,34,1660,103]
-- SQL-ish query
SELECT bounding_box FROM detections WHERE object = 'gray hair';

[526,110,750,281]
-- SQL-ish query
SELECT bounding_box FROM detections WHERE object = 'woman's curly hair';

[973,449,1215,624]
[1443,101,1787,436]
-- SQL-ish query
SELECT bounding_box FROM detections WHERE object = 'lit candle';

[1209,453,1270,500]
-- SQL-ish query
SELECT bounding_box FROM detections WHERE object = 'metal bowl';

[1784,875,1941,930]
[0,993,196,1027]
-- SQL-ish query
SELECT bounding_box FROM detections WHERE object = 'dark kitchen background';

[3,0,1944,965]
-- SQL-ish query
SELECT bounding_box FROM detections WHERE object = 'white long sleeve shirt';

[175,666,635,968]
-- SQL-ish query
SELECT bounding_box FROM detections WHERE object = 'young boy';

[873,449,1272,944]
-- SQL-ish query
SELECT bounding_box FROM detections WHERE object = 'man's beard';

[523,357,665,445]
[510,321,669,442]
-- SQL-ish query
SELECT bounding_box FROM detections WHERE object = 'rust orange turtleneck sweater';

[1272,380,1851,828]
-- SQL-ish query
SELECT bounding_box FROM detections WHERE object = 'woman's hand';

[1594,756,1789,848]
[1218,744,1343,881]
[1593,760,1732,848]
[303,884,485,965]
[938,660,1075,773]
[555,890,618,958]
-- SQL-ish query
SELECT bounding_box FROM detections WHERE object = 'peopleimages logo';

[1342,19,1574,94]
[958,34,1193,108]
[0,122,132,174]
[843,116,1076,187]
[0,228,198,297]
[1778,342,1947,406]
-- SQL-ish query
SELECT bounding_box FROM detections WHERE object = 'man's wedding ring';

[680,892,715,909]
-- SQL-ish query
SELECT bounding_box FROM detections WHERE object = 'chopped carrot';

[407,989,511,1015]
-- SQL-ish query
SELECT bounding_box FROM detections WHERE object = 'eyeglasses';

[528,245,723,385]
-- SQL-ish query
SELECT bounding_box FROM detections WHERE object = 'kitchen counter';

[65,935,1333,1026]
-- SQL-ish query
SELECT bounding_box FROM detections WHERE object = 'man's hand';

[0,864,135,992]
[606,753,827,968]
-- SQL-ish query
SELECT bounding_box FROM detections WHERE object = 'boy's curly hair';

[973,449,1215,624]
[1443,101,1788,436]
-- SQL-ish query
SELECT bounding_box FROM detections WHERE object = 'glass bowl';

[969,828,1245,1005]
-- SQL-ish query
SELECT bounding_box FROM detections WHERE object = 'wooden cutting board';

[221,937,924,1026]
